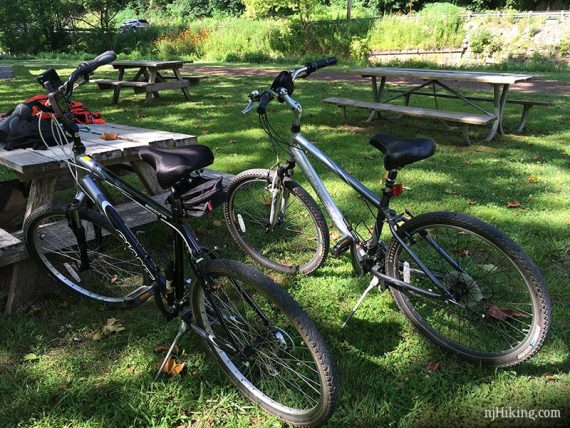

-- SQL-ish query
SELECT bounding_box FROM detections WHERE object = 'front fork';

[268,162,294,228]
[66,192,92,270]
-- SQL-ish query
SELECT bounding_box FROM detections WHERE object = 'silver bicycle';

[223,58,552,368]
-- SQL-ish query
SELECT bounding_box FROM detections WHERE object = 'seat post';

[380,170,398,209]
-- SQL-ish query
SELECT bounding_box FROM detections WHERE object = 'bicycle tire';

[24,203,148,306]
[224,169,329,275]
[385,211,551,367]
[192,259,338,426]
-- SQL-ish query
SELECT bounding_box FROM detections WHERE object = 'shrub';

[470,28,494,54]
[368,3,466,51]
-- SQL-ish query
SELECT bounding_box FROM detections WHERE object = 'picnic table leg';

[145,68,159,105]
[515,104,532,133]
[131,160,163,195]
[486,83,509,141]
[6,177,58,314]
[366,76,385,123]
[112,68,125,105]
[173,68,191,100]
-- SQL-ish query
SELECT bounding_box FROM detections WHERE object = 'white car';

[119,19,150,32]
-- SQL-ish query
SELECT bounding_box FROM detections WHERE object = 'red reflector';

[391,183,404,197]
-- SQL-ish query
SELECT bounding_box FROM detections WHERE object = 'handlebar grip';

[305,57,337,73]
[78,50,117,75]
[256,90,273,115]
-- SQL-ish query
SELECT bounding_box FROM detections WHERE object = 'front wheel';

[192,259,338,426]
[385,211,551,367]
[223,169,329,275]
[24,203,148,306]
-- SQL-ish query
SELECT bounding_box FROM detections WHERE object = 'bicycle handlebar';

[251,57,337,115]
[77,50,117,76]
[304,57,337,73]
[256,90,274,115]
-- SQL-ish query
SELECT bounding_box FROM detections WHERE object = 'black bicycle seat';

[139,145,214,188]
[369,134,436,170]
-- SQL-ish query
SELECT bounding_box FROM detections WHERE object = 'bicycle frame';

[281,132,457,302]
[68,154,251,355]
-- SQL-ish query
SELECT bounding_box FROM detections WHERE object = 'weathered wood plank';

[354,68,533,85]
[24,177,58,219]
[146,79,190,92]
[386,89,553,106]
[0,229,24,268]
[112,60,184,69]
[323,97,497,125]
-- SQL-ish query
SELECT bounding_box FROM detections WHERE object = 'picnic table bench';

[324,67,548,145]
[0,122,197,314]
[93,60,206,105]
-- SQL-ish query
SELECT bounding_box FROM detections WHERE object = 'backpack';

[0,95,105,151]
[0,103,63,150]
[24,94,105,125]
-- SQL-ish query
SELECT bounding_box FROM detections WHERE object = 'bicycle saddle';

[139,145,214,188]
[369,133,436,170]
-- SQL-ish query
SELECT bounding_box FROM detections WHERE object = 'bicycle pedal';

[331,236,353,258]
[125,285,154,302]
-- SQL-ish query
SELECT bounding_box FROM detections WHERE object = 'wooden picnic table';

[93,60,197,105]
[0,122,197,314]
[324,67,547,145]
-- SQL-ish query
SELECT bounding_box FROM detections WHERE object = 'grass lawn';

[0,60,569,427]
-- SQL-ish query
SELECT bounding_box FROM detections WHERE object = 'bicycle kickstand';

[155,319,188,381]
[342,276,382,328]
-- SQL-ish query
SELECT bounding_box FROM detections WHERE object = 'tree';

[75,0,132,33]
[0,0,75,54]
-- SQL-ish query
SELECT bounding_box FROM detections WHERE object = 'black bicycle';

[23,52,338,426]
[223,58,552,368]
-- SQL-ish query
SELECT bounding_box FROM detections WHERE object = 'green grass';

[1,61,569,426]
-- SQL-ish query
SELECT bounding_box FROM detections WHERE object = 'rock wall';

[368,13,570,66]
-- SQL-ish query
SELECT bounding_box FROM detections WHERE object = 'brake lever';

[242,101,255,114]
[242,90,260,114]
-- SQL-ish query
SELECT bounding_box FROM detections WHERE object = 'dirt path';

[183,65,569,96]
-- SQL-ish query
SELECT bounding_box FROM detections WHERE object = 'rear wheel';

[192,259,338,426]
[224,169,329,275]
[24,203,147,306]
[385,211,551,367]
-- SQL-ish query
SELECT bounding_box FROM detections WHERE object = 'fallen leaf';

[544,374,556,382]
[22,353,39,361]
[110,274,118,284]
[261,200,272,206]
[329,231,340,241]
[532,155,542,161]
[103,318,125,334]
[565,219,570,225]
[228,139,236,144]
[426,361,440,372]
[92,330,104,341]
[127,365,139,375]
[160,357,186,376]
[502,308,531,318]
[485,304,507,321]
[453,248,470,257]
[444,189,458,195]
[212,220,223,227]
[506,200,522,208]
[467,199,478,205]
[528,175,538,183]
[364,155,374,160]
[100,132,119,141]
[153,343,179,354]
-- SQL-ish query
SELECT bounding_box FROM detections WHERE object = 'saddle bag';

[179,175,226,218]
